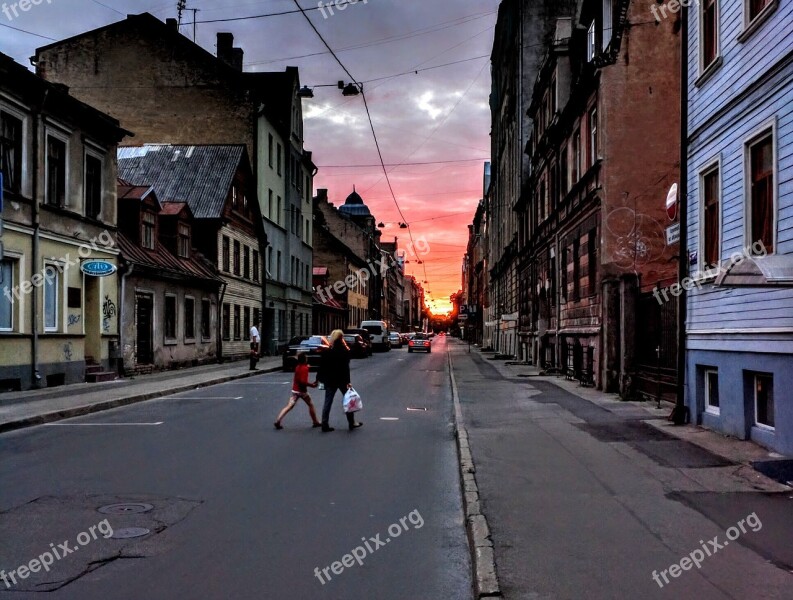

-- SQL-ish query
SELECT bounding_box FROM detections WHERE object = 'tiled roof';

[118,145,245,219]
[159,201,190,216]
[117,233,221,284]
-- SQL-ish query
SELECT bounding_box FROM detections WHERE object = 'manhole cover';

[110,527,151,539]
[98,503,154,515]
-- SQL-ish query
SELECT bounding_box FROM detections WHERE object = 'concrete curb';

[448,350,502,598]
[0,366,282,434]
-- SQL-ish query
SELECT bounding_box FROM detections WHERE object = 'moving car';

[343,334,370,359]
[388,331,403,349]
[344,328,374,356]
[282,335,331,371]
[360,320,390,351]
[408,333,431,353]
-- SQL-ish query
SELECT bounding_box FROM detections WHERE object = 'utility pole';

[189,8,200,41]
[176,0,187,29]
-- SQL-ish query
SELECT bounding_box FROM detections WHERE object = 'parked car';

[388,331,403,349]
[282,335,331,371]
[277,336,309,355]
[360,320,390,351]
[343,334,370,359]
[408,333,431,353]
[344,328,374,356]
[399,333,410,345]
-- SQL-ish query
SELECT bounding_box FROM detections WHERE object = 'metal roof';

[117,233,221,284]
[118,145,246,219]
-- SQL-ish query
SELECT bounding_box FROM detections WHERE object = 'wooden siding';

[686,1,793,346]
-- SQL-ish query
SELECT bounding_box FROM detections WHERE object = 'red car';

[408,333,431,353]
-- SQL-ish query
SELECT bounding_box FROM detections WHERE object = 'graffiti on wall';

[102,295,116,333]
[605,207,666,270]
[68,314,81,327]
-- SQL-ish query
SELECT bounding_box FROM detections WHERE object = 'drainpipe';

[673,4,689,424]
[30,90,48,388]
[118,262,134,375]
[217,279,227,363]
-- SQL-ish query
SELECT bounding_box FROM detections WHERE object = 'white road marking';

[46,422,164,426]
[380,417,400,421]
[172,397,239,400]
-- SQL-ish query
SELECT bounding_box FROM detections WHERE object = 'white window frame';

[0,101,31,197]
[743,119,777,255]
[738,0,777,41]
[698,0,721,76]
[44,127,70,209]
[83,147,104,219]
[43,263,60,332]
[753,372,775,430]
[704,369,720,415]
[698,155,722,272]
[586,21,596,62]
[0,256,17,332]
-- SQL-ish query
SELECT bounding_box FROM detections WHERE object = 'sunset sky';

[2,0,499,314]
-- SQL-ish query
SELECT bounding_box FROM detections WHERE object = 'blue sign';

[81,261,117,277]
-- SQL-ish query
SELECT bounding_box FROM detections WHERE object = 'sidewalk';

[0,357,283,433]
[447,339,792,600]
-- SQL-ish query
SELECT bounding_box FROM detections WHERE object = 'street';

[0,336,470,599]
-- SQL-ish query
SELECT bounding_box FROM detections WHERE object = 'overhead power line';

[0,22,56,40]
[290,0,430,290]
[318,158,489,168]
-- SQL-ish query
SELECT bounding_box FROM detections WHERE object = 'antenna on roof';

[177,0,187,28]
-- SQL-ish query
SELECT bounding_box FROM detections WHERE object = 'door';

[136,293,153,365]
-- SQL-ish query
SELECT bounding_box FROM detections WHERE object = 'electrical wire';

[317,158,489,168]
[290,0,432,291]
[0,22,56,40]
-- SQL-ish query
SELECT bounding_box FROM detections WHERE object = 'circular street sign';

[81,260,117,277]
[666,183,678,221]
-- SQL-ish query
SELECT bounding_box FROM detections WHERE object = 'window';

[754,373,774,429]
[603,0,614,50]
[267,247,273,278]
[141,211,155,250]
[277,196,282,226]
[748,131,774,253]
[748,0,772,22]
[0,260,14,330]
[243,306,250,340]
[233,304,241,340]
[587,21,596,61]
[549,74,557,118]
[201,299,211,339]
[164,294,177,340]
[84,154,102,219]
[560,147,569,196]
[702,0,719,70]
[253,250,260,282]
[43,265,59,331]
[587,230,597,296]
[243,246,250,279]
[268,189,273,220]
[572,130,581,182]
[702,165,720,267]
[184,297,195,340]
[268,133,273,168]
[277,250,282,280]
[705,369,719,414]
[1,112,23,194]
[277,143,282,176]
[560,248,568,302]
[222,303,230,340]
[589,108,598,166]
[222,236,230,271]
[46,135,66,207]
[176,223,190,258]
[233,240,241,276]
[231,186,239,210]
[253,308,260,332]
[573,237,580,301]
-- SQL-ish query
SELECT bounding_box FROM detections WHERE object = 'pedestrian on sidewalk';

[317,329,362,432]
[249,322,261,371]
[274,353,321,430]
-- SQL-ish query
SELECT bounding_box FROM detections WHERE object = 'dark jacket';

[318,339,351,388]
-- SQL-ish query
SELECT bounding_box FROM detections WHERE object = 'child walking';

[274,353,321,430]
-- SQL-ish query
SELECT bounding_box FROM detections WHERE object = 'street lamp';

[297,86,314,98]
[338,80,362,96]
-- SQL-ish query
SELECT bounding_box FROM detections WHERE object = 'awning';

[715,255,793,287]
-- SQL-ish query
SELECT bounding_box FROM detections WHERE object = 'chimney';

[166,18,178,32]
[316,189,329,203]
[217,33,243,71]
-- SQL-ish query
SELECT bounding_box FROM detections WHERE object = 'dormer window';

[142,211,156,249]
[178,222,190,258]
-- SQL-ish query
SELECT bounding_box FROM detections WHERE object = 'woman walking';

[317,329,362,432]
[274,353,321,430]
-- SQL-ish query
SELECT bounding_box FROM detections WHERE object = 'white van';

[359,320,390,351]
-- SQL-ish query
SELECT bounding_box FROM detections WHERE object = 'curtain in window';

[751,136,773,253]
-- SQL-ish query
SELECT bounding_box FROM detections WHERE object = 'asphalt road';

[0,336,471,599]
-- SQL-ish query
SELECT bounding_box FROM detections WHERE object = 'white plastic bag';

[343,387,362,413]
